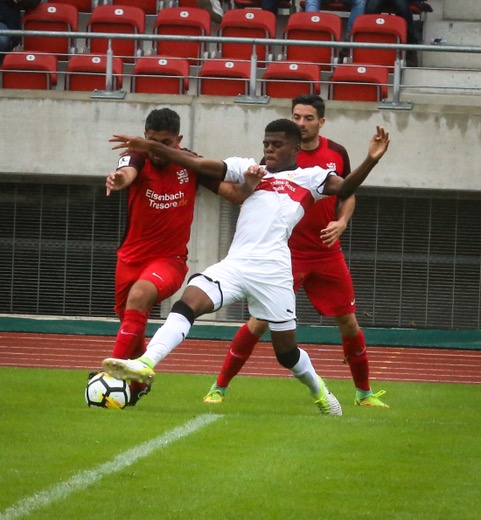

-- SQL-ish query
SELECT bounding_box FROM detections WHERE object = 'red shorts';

[292,253,356,317]
[114,257,188,317]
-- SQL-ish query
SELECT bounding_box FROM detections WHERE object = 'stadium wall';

[1,91,481,192]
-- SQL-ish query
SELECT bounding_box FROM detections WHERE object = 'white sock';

[143,312,192,367]
[290,348,321,395]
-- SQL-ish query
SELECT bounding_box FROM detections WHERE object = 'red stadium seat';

[22,3,79,58]
[261,61,321,98]
[198,59,251,96]
[349,14,407,69]
[328,64,389,101]
[65,54,123,91]
[216,9,276,63]
[281,12,342,72]
[131,57,190,94]
[85,5,145,63]
[152,7,211,66]
[108,0,160,16]
[49,0,95,13]
[1,52,57,89]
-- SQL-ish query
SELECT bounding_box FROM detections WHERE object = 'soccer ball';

[85,371,131,409]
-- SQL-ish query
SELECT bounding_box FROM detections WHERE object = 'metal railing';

[1,28,481,108]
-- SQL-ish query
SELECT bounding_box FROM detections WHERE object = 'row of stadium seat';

[0,52,389,102]
[43,0,431,18]
[19,5,408,69]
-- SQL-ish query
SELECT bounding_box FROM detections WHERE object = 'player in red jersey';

[99,108,226,406]
[203,95,389,408]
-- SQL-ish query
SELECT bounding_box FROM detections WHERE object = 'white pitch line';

[0,414,222,520]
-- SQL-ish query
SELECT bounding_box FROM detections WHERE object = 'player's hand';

[105,170,124,196]
[320,220,346,247]
[242,165,266,195]
[110,134,149,153]
[368,125,390,162]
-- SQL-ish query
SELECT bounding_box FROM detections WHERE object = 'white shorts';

[187,256,297,328]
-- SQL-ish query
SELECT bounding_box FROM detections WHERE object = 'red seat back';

[131,57,190,94]
[198,59,251,96]
[86,5,145,63]
[2,52,58,89]
[153,7,211,66]
[282,12,342,72]
[22,3,78,57]
[328,64,389,101]
[111,0,159,16]
[261,61,321,98]
[217,9,276,62]
[66,54,124,91]
[350,14,407,68]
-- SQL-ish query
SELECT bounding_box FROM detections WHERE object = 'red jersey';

[288,136,351,260]
[116,151,217,266]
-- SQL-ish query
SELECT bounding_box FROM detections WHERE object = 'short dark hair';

[291,94,326,119]
[145,108,180,134]
[264,119,302,145]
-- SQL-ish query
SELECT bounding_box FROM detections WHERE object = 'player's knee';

[171,300,195,325]
[248,317,269,336]
[275,347,301,370]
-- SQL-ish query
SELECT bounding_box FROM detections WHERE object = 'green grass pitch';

[1,367,480,520]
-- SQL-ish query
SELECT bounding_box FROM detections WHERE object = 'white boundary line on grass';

[0,414,222,520]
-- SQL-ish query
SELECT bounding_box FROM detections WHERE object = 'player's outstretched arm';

[325,126,390,199]
[217,165,266,205]
[109,134,226,179]
[105,167,137,196]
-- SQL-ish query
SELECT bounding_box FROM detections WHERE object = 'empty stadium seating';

[65,54,123,91]
[48,0,95,13]
[198,59,251,96]
[1,52,58,90]
[349,14,407,69]
[152,7,211,66]
[281,12,342,72]
[328,64,389,101]
[108,0,160,16]
[22,3,79,58]
[216,9,276,63]
[261,61,321,98]
[131,56,190,94]
[85,5,145,63]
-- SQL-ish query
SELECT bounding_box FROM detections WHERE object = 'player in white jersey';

[102,119,390,415]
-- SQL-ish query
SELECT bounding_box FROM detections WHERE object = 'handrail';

[4,28,481,54]
[2,28,481,107]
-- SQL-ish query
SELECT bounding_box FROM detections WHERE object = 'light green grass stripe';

[0,414,222,520]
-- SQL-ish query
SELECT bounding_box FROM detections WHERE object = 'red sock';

[217,323,260,388]
[112,309,148,359]
[342,329,370,391]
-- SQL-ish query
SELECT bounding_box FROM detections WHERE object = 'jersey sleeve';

[312,167,337,198]
[116,151,146,172]
[197,174,222,194]
[223,157,257,184]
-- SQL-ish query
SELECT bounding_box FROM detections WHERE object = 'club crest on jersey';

[118,155,130,168]
[176,169,190,184]
[326,162,336,171]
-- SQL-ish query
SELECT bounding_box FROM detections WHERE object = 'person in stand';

[364,0,422,66]
[0,0,41,64]
[100,107,243,406]
[197,0,224,24]
[203,94,388,408]
[101,119,390,416]
[305,0,365,40]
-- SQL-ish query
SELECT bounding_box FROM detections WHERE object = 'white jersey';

[224,156,336,268]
